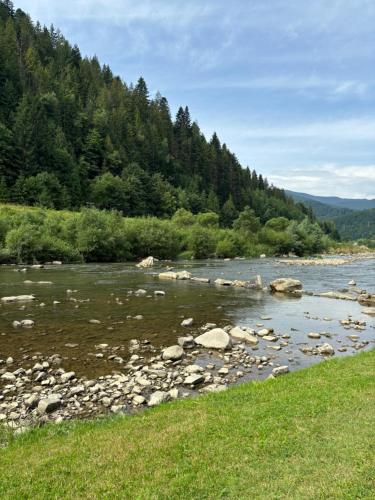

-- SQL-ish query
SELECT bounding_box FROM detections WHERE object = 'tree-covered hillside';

[334,208,375,241]
[0,0,311,227]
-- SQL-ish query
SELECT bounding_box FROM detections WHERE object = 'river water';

[1,257,374,379]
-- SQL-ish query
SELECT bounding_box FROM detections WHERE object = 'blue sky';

[15,0,375,198]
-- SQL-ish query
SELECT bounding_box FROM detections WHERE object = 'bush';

[124,217,182,260]
[216,238,238,258]
[187,227,216,259]
[196,212,219,228]
[171,208,195,227]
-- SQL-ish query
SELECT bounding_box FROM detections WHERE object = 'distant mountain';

[286,191,375,211]
[286,190,375,240]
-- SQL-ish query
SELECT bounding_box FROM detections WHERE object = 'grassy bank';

[0,203,333,264]
[1,350,374,499]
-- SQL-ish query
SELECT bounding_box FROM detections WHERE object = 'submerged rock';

[1,295,35,303]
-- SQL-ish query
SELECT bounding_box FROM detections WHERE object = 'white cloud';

[269,164,375,198]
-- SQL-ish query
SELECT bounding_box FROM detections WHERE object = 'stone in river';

[178,336,195,348]
[1,372,16,382]
[162,345,184,361]
[61,371,76,383]
[136,256,156,268]
[230,327,258,345]
[1,295,35,303]
[308,332,321,339]
[181,318,194,327]
[195,329,232,349]
[270,278,302,294]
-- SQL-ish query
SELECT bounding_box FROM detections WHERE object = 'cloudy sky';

[15,0,375,198]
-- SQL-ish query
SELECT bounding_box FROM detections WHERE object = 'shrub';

[196,212,220,228]
[216,238,238,258]
[187,226,216,259]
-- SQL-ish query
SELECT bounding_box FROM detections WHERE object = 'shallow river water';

[1,257,374,380]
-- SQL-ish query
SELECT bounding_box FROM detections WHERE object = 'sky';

[15,0,375,198]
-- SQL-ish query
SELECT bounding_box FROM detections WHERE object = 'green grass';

[1,351,375,499]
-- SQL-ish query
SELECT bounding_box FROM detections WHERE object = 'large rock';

[1,372,16,382]
[184,374,204,385]
[37,395,62,414]
[148,391,171,407]
[270,278,302,294]
[214,279,233,286]
[195,328,232,349]
[358,293,375,306]
[230,327,258,345]
[362,307,375,316]
[136,256,156,268]
[162,345,184,361]
[1,295,35,303]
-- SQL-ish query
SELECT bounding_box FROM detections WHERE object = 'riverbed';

[1,256,374,380]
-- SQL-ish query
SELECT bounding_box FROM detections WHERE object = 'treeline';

[0,0,311,227]
[0,205,332,264]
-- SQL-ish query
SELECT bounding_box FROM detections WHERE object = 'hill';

[0,0,309,227]
[334,208,375,240]
[286,190,375,212]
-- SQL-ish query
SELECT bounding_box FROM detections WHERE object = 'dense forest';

[334,208,375,241]
[0,0,314,227]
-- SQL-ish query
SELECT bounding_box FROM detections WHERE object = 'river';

[1,256,374,380]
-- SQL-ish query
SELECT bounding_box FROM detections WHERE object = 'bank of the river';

[0,349,374,498]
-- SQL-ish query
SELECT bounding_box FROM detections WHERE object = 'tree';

[233,206,261,234]
[90,172,127,212]
[221,196,238,228]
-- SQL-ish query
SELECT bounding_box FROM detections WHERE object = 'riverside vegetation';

[0,204,334,264]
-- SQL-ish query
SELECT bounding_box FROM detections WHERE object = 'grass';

[0,351,374,499]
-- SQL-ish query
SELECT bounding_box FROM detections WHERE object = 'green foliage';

[216,238,238,258]
[233,206,261,234]
[171,208,195,227]
[195,211,219,227]
[187,226,216,259]
[90,173,127,212]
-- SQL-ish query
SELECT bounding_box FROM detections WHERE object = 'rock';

[159,272,178,280]
[218,367,229,375]
[272,365,289,377]
[12,320,22,328]
[37,395,62,414]
[176,271,192,280]
[214,279,233,286]
[201,384,227,393]
[134,315,144,320]
[185,364,204,374]
[89,319,101,324]
[318,291,357,301]
[270,278,302,294]
[348,280,356,286]
[181,318,194,327]
[20,319,35,328]
[230,327,258,345]
[169,388,179,399]
[61,371,76,383]
[178,336,195,349]
[184,374,204,385]
[52,261,63,265]
[358,293,375,306]
[136,256,156,268]
[1,295,35,303]
[260,254,266,259]
[191,277,210,283]
[308,332,321,339]
[25,394,40,409]
[134,289,147,296]
[317,343,335,355]
[162,345,184,361]
[263,335,277,342]
[362,307,375,316]
[132,395,146,405]
[148,391,171,407]
[154,290,165,296]
[1,372,16,382]
[195,328,232,350]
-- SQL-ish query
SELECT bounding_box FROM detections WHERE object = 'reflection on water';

[1,258,374,378]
